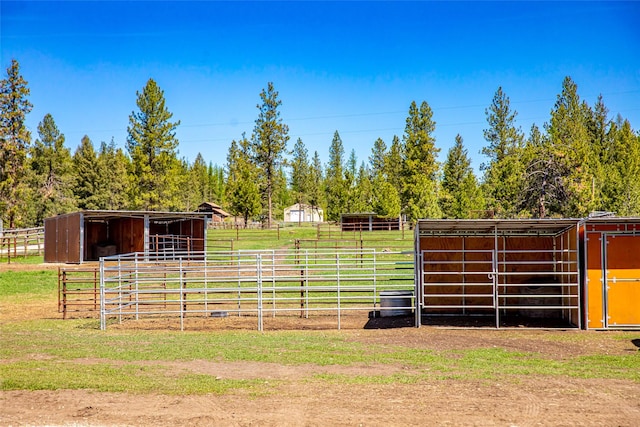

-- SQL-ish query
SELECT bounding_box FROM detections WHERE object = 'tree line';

[1,59,639,229]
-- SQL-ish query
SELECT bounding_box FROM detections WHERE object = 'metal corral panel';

[44,213,83,263]
[415,219,581,328]
[583,218,640,329]
[67,212,82,263]
[44,217,58,262]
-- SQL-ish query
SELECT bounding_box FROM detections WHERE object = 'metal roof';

[51,210,209,222]
[415,218,581,237]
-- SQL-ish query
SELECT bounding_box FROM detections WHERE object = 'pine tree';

[206,162,226,206]
[371,176,401,218]
[385,135,404,201]
[369,137,387,179]
[585,95,612,211]
[127,78,181,211]
[98,139,130,210]
[251,82,289,228]
[290,138,311,225]
[481,87,525,217]
[546,77,594,216]
[606,118,640,215]
[401,101,441,220]
[441,134,484,218]
[325,131,348,221]
[73,135,101,210]
[308,151,324,221]
[344,149,358,213]
[0,59,33,228]
[30,114,77,223]
[352,162,373,213]
[226,135,261,227]
[188,153,209,210]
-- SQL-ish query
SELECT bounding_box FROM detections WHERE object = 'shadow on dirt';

[364,312,415,329]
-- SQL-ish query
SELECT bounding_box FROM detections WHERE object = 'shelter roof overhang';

[416,218,581,237]
[55,210,209,224]
[582,216,640,225]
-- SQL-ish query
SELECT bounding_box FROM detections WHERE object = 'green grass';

[0,269,57,300]
[1,228,638,395]
[2,316,639,393]
[0,254,45,264]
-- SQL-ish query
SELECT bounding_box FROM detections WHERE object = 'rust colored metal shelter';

[582,217,640,329]
[414,219,581,328]
[44,211,208,264]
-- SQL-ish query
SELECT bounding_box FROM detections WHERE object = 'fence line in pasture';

[0,227,44,262]
[99,249,416,331]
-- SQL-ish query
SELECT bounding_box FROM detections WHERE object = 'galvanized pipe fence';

[418,245,580,328]
[99,249,415,331]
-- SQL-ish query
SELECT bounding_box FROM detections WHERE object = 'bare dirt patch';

[2,376,640,426]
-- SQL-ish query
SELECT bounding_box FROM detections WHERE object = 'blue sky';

[2,1,639,174]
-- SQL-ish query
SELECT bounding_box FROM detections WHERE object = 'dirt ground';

[2,262,640,426]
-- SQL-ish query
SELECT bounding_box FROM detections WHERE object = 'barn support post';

[144,214,150,261]
[134,256,139,320]
[271,250,276,317]
[99,259,106,330]
[576,225,583,329]
[494,225,500,329]
[179,257,184,332]
[257,254,263,332]
[336,253,341,330]
[372,250,377,317]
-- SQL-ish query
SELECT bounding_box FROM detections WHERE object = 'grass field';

[1,226,639,425]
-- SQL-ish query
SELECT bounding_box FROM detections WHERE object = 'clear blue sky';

[2,1,639,174]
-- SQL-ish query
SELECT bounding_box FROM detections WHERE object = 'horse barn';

[414,219,581,328]
[582,216,640,329]
[44,210,208,264]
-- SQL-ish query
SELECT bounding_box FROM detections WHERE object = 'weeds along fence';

[0,227,44,262]
[99,249,415,331]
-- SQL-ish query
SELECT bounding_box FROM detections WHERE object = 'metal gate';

[603,234,640,328]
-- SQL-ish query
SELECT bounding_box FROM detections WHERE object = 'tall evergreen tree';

[325,131,348,221]
[207,162,226,206]
[352,162,373,213]
[251,82,289,228]
[401,101,441,220]
[585,94,612,211]
[126,78,181,210]
[605,118,640,216]
[369,137,387,179]
[73,135,101,210]
[344,149,359,213]
[187,153,209,210]
[481,87,525,217]
[30,114,77,223]
[226,135,261,227]
[308,151,324,221]
[290,138,311,224]
[385,135,404,201]
[546,77,594,216]
[0,59,33,227]
[441,134,484,218]
[98,139,130,210]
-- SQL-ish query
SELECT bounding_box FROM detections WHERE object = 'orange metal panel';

[605,235,640,327]
[585,231,604,328]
